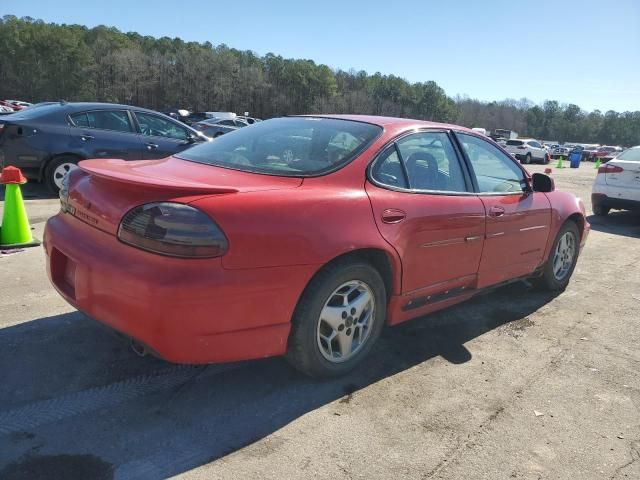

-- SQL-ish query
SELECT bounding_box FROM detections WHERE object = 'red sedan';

[44,115,589,377]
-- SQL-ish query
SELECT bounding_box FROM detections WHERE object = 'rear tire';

[593,204,610,216]
[524,153,532,165]
[532,221,580,291]
[286,260,386,378]
[45,155,79,193]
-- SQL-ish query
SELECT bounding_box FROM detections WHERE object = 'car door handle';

[489,206,505,217]
[81,134,94,141]
[146,143,159,150]
[381,208,406,224]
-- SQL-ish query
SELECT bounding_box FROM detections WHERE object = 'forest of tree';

[1,16,638,146]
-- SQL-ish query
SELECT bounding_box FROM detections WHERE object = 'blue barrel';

[569,151,581,168]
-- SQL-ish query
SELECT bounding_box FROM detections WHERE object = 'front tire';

[593,204,610,216]
[532,221,580,291]
[45,155,79,193]
[286,260,386,378]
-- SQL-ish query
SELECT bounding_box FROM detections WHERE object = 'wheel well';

[40,153,84,181]
[315,249,395,299]
[567,213,585,239]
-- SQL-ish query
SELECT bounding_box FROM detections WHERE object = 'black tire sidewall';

[593,204,610,216]
[525,153,532,164]
[287,262,386,378]
[540,222,581,291]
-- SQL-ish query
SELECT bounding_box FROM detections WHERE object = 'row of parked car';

[0,99,33,113]
[0,101,261,191]
[499,138,624,165]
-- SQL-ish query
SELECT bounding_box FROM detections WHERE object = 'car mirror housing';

[532,173,555,193]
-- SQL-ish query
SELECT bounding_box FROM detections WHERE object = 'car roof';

[299,114,475,133]
[60,102,162,114]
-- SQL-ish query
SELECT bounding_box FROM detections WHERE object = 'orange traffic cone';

[0,166,40,248]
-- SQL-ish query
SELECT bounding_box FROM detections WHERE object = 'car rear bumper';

[44,213,318,364]
[592,193,640,211]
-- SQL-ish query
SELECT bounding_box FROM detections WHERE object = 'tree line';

[1,16,638,146]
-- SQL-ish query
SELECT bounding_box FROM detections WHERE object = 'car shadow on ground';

[587,212,640,239]
[0,282,559,479]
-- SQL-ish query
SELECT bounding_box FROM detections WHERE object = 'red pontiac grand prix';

[44,115,589,377]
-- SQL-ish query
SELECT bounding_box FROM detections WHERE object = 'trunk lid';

[66,157,301,235]
[604,160,640,197]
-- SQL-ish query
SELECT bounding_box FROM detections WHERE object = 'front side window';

[71,110,133,133]
[135,112,188,140]
[177,117,382,176]
[456,133,525,193]
[396,132,467,192]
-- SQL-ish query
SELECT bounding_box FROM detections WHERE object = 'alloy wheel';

[53,162,76,190]
[552,231,576,281]
[316,280,375,363]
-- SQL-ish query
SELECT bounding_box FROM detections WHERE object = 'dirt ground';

[0,162,639,480]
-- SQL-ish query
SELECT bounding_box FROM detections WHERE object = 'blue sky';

[3,0,639,112]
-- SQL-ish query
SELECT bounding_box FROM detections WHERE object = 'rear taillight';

[598,164,624,174]
[118,202,228,258]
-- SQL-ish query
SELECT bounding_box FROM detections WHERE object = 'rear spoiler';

[78,159,239,194]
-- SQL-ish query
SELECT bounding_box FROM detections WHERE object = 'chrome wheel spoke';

[321,306,346,330]
[336,331,354,358]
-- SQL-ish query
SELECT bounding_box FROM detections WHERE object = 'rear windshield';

[616,148,640,162]
[2,103,61,119]
[506,140,523,146]
[177,117,382,176]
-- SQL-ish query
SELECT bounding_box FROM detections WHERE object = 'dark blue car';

[0,102,209,191]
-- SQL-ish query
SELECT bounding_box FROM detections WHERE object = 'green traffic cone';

[556,156,564,169]
[0,167,40,248]
[594,158,601,169]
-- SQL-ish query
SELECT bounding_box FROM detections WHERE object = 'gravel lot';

[0,162,639,480]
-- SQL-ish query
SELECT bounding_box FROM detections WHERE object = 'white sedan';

[592,146,640,216]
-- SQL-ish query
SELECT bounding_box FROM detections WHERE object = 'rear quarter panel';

[190,180,401,292]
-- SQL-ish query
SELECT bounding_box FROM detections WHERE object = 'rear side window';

[371,146,408,188]
[506,140,523,146]
[71,110,133,133]
[457,133,525,193]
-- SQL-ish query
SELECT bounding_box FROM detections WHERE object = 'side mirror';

[185,133,198,144]
[532,173,555,193]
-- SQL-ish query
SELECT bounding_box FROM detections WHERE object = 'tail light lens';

[598,164,624,174]
[118,202,228,258]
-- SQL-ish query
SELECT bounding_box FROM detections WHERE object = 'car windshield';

[616,147,640,161]
[177,117,382,176]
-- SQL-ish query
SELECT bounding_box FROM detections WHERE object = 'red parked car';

[44,116,589,377]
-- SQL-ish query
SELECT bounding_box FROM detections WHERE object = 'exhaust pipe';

[130,339,148,357]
